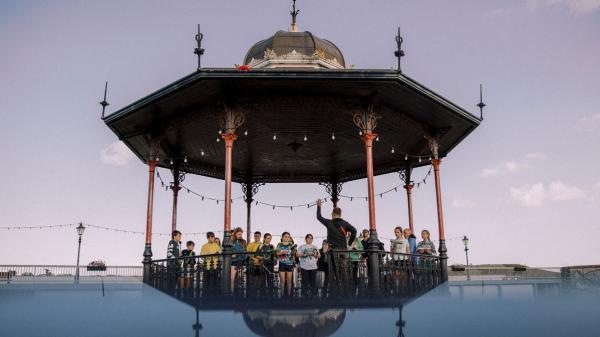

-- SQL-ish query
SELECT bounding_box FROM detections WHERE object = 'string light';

[169,159,174,165]
[391,147,395,154]
[244,130,248,136]
[404,154,408,160]
[184,156,188,163]
[218,130,222,135]
[201,149,205,156]
[376,136,380,142]
[331,132,336,140]
[419,157,422,163]
[216,137,220,142]
[303,135,308,142]
[156,163,432,211]
[273,133,277,141]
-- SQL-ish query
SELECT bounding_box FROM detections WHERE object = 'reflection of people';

[297,234,320,296]
[243,309,346,337]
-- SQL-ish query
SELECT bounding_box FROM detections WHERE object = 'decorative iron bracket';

[242,181,265,202]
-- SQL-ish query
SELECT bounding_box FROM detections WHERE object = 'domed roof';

[243,30,345,68]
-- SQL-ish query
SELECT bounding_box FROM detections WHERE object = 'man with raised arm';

[316,199,357,290]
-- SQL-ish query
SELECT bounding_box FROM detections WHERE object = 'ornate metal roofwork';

[104,68,480,184]
[243,31,345,69]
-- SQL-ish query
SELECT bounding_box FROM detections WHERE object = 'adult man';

[316,199,357,290]
[246,231,263,290]
[200,232,221,290]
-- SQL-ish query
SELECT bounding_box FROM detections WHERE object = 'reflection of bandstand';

[243,309,346,337]
[103,2,481,294]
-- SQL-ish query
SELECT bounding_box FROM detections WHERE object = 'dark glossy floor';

[0,280,598,337]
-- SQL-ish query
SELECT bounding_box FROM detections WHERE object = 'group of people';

[164,199,439,295]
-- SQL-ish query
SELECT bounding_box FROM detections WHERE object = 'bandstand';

[103,2,481,296]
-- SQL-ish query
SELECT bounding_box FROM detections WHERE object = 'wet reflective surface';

[1,280,599,337]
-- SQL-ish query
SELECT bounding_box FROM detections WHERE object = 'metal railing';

[146,250,441,307]
[0,265,142,283]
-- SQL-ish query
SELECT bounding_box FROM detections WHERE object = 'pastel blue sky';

[1,0,599,266]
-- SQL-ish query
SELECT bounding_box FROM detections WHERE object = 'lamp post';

[75,222,86,284]
[462,235,470,281]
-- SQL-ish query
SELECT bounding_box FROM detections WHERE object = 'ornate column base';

[439,239,448,283]
[221,231,232,295]
[367,229,381,293]
[143,243,153,284]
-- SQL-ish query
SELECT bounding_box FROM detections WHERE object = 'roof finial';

[394,27,405,73]
[99,81,109,119]
[477,83,486,120]
[194,24,205,70]
[290,0,300,32]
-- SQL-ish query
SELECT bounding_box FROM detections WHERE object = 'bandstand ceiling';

[104,68,480,183]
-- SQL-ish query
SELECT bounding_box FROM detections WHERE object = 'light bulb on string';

[201,149,205,156]
[169,159,174,165]
[155,156,160,162]
[216,137,220,142]
[331,133,336,140]
[273,133,277,141]
[359,130,363,136]
[184,156,188,163]
[218,130,222,135]
[391,147,395,154]
[404,154,408,161]
[429,156,432,161]
[419,157,422,163]
[244,130,248,136]
[303,135,307,142]
[376,136,380,142]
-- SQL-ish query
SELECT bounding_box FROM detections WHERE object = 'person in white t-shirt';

[296,234,320,296]
[390,226,409,263]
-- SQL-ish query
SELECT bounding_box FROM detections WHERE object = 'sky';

[1,0,599,267]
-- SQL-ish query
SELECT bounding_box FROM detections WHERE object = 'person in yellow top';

[200,232,221,290]
[200,231,220,270]
[246,231,263,290]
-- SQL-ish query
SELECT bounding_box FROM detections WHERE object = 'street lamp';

[75,222,86,284]
[462,235,470,281]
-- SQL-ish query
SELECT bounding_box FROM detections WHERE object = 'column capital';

[362,132,378,144]
[221,133,238,143]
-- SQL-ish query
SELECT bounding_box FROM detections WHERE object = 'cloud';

[510,181,586,207]
[481,153,546,177]
[451,199,475,208]
[100,141,134,167]
[578,113,600,132]
[526,0,600,15]
[484,8,511,18]
[481,161,525,177]
[510,183,546,207]
[524,152,547,160]
[548,182,586,201]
